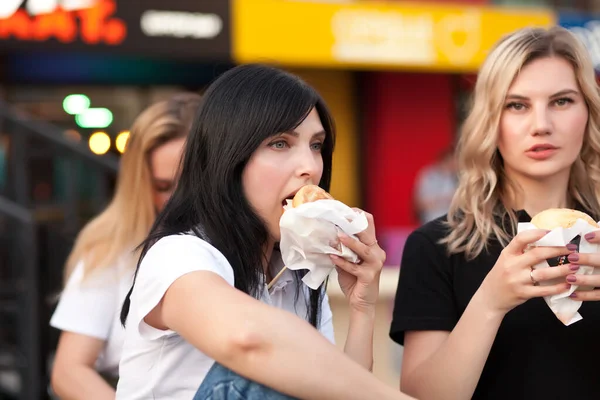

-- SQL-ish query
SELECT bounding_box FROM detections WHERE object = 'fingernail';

[567,275,577,283]
[568,253,579,262]
[567,244,578,251]
[337,232,348,240]
[585,232,596,240]
[570,292,577,298]
[570,264,580,271]
[329,254,339,260]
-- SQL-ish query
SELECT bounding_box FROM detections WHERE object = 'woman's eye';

[311,142,323,151]
[554,97,573,107]
[506,102,525,111]
[269,140,288,149]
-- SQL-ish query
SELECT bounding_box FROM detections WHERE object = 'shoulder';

[146,234,226,263]
[398,216,456,276]
[407,215,450,251]
[64,258,124,290]
[139,233,234,285]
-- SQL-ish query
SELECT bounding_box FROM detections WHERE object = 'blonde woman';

[390,26,600,399]
[49,93,201,400]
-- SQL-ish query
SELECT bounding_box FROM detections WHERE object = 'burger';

[531,208,599,290]
[531,208,598,231]
[291,184,334,208]
[289,184,341,251]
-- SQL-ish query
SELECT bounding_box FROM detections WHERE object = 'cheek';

[498,118,514,158]
[316,157,324,182]
[555,107,588,160]
[242,159,281,211]
[498,114,528,158]
[571,110,588,149]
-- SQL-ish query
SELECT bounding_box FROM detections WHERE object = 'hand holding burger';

[279,185,386,311]
[532,209,600,300]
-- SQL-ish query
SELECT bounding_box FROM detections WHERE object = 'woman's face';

[498,56,588,185]
[242,108,326,242]
[149,137,186,212]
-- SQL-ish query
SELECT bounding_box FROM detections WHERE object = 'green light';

[75,108,113,128]
[63,94,90,115]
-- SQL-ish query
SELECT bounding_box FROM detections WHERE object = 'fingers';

[569,289,600,301]
[330,254,360,276]
[505,229,551,255]
[352,209,377,245]
[519,245,572,267]
[582,230,600,244]
[531,263,579,283]
[337,232,385,265]
[569,251,600,268]
[563,272,600,289]
[330,254,381,284]
[525,282,572,298]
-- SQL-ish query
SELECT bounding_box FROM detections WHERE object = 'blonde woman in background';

[49,93,201,400]
[391,27,600,399]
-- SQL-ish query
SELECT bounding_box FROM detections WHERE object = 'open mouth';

[281,188,302,207]
[282,197,293,207]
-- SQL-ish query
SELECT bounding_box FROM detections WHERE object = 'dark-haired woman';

[116,64,413,400]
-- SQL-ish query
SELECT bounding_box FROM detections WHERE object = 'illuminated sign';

[0,0,126,45]
[0,0,96,18]
[232,0,555,71]
[140,10,223,39]
[0,0,231,61]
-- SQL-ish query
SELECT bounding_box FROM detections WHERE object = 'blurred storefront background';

[2,0,595,397]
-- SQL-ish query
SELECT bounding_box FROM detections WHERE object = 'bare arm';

[401,291,503,400]
[51,332,115,400]
[343,307,376,371]
[149,271,412,400]
[330,214,386,372]
[400,231,576,399]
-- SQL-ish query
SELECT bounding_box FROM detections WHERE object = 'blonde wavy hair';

[443,26,600,260]
[63,93,201,283]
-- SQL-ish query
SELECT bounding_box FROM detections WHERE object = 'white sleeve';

[49,261,117,340]
[319,292,335,344]
[129,235,235,341]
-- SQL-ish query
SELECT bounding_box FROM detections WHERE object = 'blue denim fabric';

[194,363,298,400]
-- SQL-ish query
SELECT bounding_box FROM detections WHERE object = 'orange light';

[115,130,130,153]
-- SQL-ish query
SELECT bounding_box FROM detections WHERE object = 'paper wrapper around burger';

[279,199,369,290]
[517,218,600,326]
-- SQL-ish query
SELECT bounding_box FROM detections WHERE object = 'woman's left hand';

[562,230,600,300]
[329,210,386,312]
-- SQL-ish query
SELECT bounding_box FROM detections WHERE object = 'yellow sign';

[232,0,555,71]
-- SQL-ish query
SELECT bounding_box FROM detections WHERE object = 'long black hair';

[120,64,336,328]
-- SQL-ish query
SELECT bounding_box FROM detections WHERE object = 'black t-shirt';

[390,210,600,399]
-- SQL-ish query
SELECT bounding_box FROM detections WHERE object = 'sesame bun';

[292,185,333,208]
[531,208,599,230]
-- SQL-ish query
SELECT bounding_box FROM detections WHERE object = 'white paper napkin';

[517,219,600,325]
[279,199,369,290]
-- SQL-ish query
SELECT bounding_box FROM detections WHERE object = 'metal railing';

[0,99,119,399]
[0,196,39,400]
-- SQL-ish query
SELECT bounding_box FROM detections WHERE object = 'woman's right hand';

[476,229,576,315]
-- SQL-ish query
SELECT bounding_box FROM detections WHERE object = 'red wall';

[362,72,455,230]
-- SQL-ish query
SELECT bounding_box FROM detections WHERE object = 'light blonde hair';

[443,26,600,259]
[63,93,202,283]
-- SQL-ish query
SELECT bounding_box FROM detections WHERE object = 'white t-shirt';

[116,234,335,400]
[50,257,135,377]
